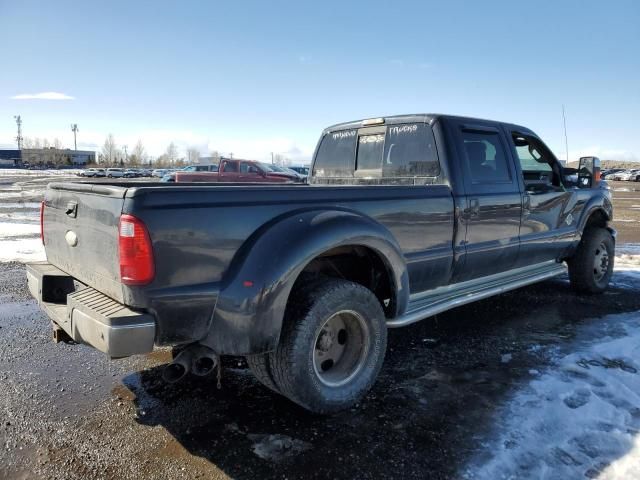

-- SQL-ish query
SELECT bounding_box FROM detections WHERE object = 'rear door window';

[222,161,238,173]
[460,130,512,184]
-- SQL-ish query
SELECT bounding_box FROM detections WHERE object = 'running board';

[388,261,567,328]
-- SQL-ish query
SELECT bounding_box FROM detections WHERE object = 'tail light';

[40,201,45,245]
[118,214,155,285]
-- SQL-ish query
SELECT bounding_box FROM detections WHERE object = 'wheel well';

[294,246,396,317]
[585,209,608,230]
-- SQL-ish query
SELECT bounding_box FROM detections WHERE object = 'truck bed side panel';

[123,184,455,348]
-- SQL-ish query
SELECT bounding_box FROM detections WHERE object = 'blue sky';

[0,0,638,163]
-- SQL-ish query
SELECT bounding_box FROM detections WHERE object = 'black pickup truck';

[27,114,615,413]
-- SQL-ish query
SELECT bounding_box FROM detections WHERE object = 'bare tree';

[209,150,221,163]
[51,138,67,166]
[187,148,200,165]
[155,154,169,168]
[130,140,146,166]
[165,142,179,166]
[101,134,117,165]
[273,153,291,166]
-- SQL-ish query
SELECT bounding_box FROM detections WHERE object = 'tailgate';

[43,183,128,303]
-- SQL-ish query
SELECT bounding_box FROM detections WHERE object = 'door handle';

[523,194,531,217]
[468,198,480,217]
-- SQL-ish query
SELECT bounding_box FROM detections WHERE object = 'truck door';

[239,161,265,182]
[219,160,239,181]
[506,130,573,267]
[453,122,522,281]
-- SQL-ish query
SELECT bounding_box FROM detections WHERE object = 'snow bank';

[463,311,640,480]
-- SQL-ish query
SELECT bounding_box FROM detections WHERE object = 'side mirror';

[578,156,601,188]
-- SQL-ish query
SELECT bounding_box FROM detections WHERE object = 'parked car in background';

[602,169,624,180]
[106,168,125,178]
[267,164,307,182]
[160,164,219,182]
[124,169,142,178]
[173,159,299,183]
[288,165,310,176]
[617,169,640,182]
[152,169,169,178]
[81,168,101,177]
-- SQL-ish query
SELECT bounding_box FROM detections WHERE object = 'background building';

[0,148,96,167]
[0,150,21,167]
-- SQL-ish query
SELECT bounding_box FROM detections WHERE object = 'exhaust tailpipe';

[191,345,219,377]
[162,348,194,383]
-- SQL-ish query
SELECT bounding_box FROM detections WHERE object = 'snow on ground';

[0,238,45,263]
[0,212,39,222]
[0,168,82,177]
[461,246,640,480]
[463,310,640,480]
[0,202,41,210]
[0,222,40,237]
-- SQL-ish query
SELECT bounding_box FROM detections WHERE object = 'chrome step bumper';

[26,262,155,358]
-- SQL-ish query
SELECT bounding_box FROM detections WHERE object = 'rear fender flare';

[202,209,409,355]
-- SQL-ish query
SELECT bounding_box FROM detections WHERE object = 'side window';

[222,161,238,173]
[461,130,511,184]
[313,130,357,177]
[241,162,260,174]
[513,135,552,172]
[383,124,439,177]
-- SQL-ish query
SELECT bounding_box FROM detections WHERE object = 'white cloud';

[10,92,75,100]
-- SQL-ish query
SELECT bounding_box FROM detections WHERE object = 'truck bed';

[43,180,455,347]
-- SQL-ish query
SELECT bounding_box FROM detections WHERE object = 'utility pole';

[562,105,569,164]
[71,124,78,150]
[14,115,23,150]
[271,151,274,164]
[123,145,128,166]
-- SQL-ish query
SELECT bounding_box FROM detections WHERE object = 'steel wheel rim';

[312,310,370,387]
[593,241,610,282]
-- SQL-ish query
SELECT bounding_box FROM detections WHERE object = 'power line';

[562,105,569,164]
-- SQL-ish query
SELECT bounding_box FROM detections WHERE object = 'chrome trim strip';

[388,262,566,328]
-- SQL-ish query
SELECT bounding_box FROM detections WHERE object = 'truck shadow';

[122,277,640,479]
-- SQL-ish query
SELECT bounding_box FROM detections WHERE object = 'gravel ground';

[1,175,640,479]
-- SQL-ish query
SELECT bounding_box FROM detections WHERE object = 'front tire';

[568,227,614,293]
[269,278,387,413]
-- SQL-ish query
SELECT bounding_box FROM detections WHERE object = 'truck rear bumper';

[26,262,155,358]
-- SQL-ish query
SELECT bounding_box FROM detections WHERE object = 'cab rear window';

[312,123,440,183]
